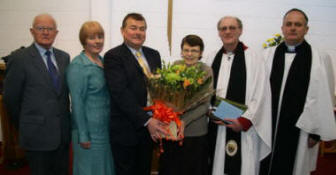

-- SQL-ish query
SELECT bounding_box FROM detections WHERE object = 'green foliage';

[153,60,207,92]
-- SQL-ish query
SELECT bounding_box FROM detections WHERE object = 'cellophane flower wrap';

[145,60,213,141]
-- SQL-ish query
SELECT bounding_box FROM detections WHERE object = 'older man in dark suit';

[104,13,168,175]
[3,13,70,175]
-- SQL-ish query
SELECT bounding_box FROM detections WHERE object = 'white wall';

[0,0,92,58]
[0,0,170,60]
[1,0,335,59]
[171,0,336,60]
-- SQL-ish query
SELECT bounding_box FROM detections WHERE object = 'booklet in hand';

[210,97,248,123]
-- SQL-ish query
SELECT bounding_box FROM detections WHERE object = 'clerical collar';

[222,42,248,54]
[285,42,301,53]
[226,51,234,55]
[287,46,295,53]
[226,52,234,60]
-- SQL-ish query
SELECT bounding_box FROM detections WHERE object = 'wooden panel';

[320,141,336,157]
[0,63,25,165]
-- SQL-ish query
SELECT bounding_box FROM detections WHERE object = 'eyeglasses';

[218,26,238,32]
[182,49,200,54]
[34,26,56,32]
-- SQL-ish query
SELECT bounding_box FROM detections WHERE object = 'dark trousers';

[159,135,208,175]
[25,144,69,175]
[111,138,153,175]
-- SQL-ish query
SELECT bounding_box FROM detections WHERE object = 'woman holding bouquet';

[66,21,115,175]
[159,35,213,175]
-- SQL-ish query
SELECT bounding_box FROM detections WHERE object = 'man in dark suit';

[3,13,70,175]
[104,13,168,175]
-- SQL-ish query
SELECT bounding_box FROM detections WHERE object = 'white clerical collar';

[287,45,296,53]
[222,51,234,61]
[227,51,234,56]
[285,42,302,53]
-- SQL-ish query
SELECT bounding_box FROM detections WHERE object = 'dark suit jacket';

[104,43,161,146]
[3,43,71,151]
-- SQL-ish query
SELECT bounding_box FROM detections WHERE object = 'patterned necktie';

[135,51,152,78]
[136,51,152,105]
[45,50,60,92]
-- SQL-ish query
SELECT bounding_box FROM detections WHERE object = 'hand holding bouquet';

[145,60,213,141]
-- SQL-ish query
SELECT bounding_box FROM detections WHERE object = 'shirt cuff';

[237,117,252,131]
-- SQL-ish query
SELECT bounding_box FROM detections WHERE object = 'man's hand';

[80,141,91,149]
[147,118,169,142]
[211,118,243,132]
[308,137,319,148]
[224,119,243,132]
[212,119,227,125]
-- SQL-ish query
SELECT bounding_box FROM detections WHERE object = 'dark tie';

[45,50,60,92]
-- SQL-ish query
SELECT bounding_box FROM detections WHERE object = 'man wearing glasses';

[4,13,70,175]
[206,16,272,175]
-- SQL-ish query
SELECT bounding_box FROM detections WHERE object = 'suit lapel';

[122,44,146,77]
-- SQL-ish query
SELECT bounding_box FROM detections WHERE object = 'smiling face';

[84,34,104,55]
[30,14,58,49]
[217,17,242,48]
[181,43,202,66]
[79,21,105,55]
[282,10,309,45]
[121,18,146,50]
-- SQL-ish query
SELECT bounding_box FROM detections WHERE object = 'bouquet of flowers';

[144,60,213,141]
[263,33,283,48]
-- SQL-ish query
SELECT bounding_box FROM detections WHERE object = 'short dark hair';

[180,34,204,52]
[284,8,309,25]
[121,13,147,29]
[181,34,204,60]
